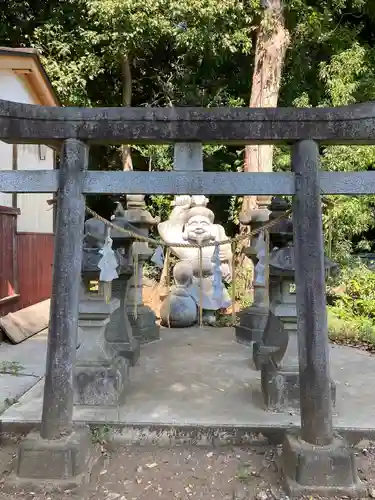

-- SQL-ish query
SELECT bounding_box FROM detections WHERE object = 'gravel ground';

[0,440,375,500]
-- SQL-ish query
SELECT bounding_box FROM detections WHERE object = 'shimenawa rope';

[85,205,291,326]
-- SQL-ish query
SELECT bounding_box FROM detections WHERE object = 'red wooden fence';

[17,233,54,309]
[0,206,19,314]
[0,206,54,316]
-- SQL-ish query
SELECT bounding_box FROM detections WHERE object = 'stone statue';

[158,195,232,326]
[159,261,198,328]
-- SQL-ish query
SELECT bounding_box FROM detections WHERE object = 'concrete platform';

[0,329,48,378]
[0,329,48,415]
[1,327,375,438]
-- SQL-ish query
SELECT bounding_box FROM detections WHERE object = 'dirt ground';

[143,283,162,320]
[0,440,375,500]
[0,286,374,499]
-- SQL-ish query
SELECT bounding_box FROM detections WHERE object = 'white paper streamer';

[212,244,223,302]
[98,233,118,282]
[254,232,266,285]
[151,245,164,269]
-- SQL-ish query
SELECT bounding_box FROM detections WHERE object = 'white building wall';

[16,144,54,233]
[0,69,54,233]
[0,140,13,207]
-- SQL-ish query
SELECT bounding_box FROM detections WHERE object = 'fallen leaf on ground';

[145,462,158,468]
[106,493,121,500]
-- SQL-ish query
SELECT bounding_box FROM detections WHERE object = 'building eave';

[0,47,60,107]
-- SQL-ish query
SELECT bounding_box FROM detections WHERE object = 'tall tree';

[241,0,289,220]
[2,0,375,259]
[121,55,133,171]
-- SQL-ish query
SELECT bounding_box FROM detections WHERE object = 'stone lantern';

[235,205,270,344]
[122,195,160,344]
[105,203,140,366]
[252,205,338,410]
[74,217,128,407]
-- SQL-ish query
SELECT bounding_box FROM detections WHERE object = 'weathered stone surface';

[4,170,375,197]
[127,304,160,344]
[106,275,140,366]
[11,427,94,490]
[2,98,375,144]
[235,206,272,346]
[40,139,87,441]
[282,432,366,497]
[261,366,336,411]
[86,171,296,196]
[158,189,232,327]
[160,291,198,328]
[107,338,140,367]
[74,358,129,406]
[75,262,129,406]
[174,142,203,170]
[235,306,268,345]
[292,140,334,446]
[253,260,337,410]
[124,209,160,343]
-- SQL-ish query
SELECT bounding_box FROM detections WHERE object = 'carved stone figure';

[160,261,197,328]
[158,195,232,326]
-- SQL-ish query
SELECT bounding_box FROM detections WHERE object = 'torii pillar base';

[282,432,366,498]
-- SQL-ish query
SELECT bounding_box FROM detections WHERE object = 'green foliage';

[323,196,375,261]
[328,261,375,346]
[91,424,111,444]
[147,195,173,222]
[215,314,239,327]
[330,262,375,317]
[0,361,24,376]
[2,0,375,247]
[328,309,375,346]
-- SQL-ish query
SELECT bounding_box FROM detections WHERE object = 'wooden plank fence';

[0,206,53,316]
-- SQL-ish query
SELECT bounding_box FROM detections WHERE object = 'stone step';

[1,422,371,449]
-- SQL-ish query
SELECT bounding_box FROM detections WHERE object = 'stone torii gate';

[1,99,374,496]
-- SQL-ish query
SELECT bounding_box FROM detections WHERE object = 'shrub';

[328,307,375,346]
[327,260,375,348]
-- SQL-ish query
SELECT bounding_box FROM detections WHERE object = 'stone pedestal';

[282,432,366,497]
[254,247,337,411]
[235,209,270,344]
[256,277,300,408]
[128,304,159,343]
[106,273,140,366]
[10,427,94,491]
[235,304,268,344]
[74,291,129,406]
[127,242,160,344]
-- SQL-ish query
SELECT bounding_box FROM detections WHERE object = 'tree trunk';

[236,0,289,306]
[241,0,289,220]
[121,54,133,171]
